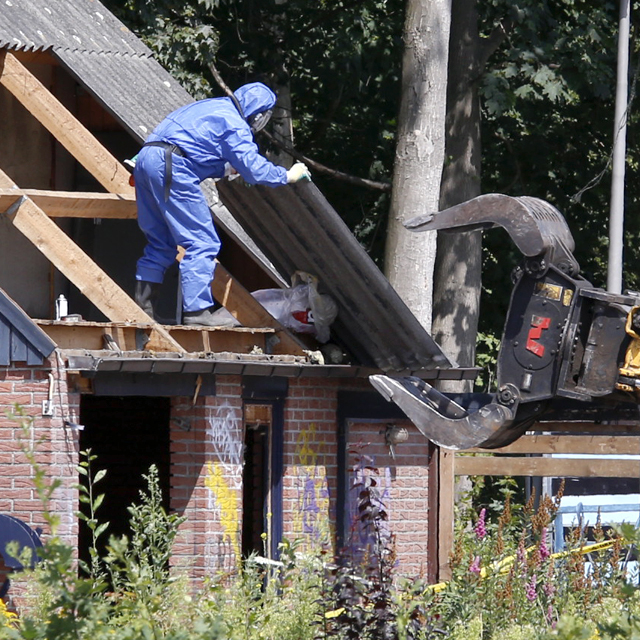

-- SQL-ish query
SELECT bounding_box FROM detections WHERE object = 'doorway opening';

[242,403,272,558]
[78,396,171,568]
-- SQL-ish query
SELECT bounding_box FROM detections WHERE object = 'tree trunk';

[384,0,452,330]
[432,0,482,391]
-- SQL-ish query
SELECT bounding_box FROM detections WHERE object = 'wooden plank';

[211,261,306,356]
[0,51,133,196]
[10,330,28,362]
[476,435,640,456]
[455,455,640,478]
[438,448,455,581]
[0,190,136,219]
[36,321,275,355]
[534,421,640,435]
[0,190,184,353]
[0,172,15,189]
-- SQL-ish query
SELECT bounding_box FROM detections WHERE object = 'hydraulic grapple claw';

[369,375,514,450]
[372,194,640,451]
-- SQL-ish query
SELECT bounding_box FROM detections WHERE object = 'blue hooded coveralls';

[134,83,288,313]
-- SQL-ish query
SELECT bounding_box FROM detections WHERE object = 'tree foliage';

[477,1,638,335]
[105,0,640,348]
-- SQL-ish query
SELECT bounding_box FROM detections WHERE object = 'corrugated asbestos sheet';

[0,0,454,374]
[0,0,193,140]
[0,289,56,366]
[218,180,452,373]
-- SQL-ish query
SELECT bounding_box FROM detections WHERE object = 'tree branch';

[207,60,391,192]
[261,130,391,192]
[478,18,515,71]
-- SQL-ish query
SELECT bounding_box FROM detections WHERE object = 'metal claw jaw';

[369,374,514,450]
[405,193,579,276]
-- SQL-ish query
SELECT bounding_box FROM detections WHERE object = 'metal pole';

[608,0,631,293]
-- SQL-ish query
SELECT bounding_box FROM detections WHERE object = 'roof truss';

[0,50,305,356]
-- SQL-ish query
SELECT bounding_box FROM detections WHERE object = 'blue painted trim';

[0,288,56,364]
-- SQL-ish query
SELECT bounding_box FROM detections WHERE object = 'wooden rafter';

[211,261,306,355]
[0,51,133,195]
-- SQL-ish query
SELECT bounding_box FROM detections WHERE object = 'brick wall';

[0,355,79,544]
[1,363,434,587]
[282,378,340,550]
[346,420,432,578]
[170,375,244,579]
[0,354,80,609]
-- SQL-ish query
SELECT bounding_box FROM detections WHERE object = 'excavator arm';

[371,194,640,450]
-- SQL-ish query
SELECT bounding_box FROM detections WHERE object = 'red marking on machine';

[526,315,551,357]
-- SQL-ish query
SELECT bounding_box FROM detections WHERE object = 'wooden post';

[438,447,455,581]
[0,51,134,196]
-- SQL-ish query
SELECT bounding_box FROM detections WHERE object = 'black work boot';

[135,281,162,320]
[183,307,221,327]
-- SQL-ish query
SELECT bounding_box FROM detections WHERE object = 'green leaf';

[93,493,105,511]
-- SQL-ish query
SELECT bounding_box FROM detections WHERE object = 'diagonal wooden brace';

[0,171,185,353]
[0,51,134,196]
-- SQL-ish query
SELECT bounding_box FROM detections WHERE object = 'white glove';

[286,162,311,183]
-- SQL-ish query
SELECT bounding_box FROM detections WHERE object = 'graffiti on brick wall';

[205,400,243,467]
[204,401,243,566]
[204,460,240,561]
[292,424,332,545]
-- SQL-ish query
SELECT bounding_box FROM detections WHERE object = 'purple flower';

[547,605,555,625]
[469,555,481,574]
[526,574,537,601]
[475,508,487,540]
[539,527,550,561]
[543,579,555,598]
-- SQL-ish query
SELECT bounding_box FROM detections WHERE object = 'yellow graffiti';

[204,461,240,560]
[292,425,332,546]
[297,424,317,466]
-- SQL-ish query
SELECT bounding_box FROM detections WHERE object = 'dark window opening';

[78,396,171,569]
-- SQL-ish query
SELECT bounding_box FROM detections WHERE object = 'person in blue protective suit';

[133,82,310,326]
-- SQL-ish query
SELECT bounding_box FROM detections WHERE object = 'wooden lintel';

[0,189,136,219]
[0,170,184,353]
[211,260,307,356]
[0,51,133,196]
[455,455,640,478]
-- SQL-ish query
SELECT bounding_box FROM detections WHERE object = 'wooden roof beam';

[211,260,307,355]
[0,189,137,218]
[0,50,133,196]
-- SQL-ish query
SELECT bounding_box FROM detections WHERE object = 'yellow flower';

[0,598,18,627]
